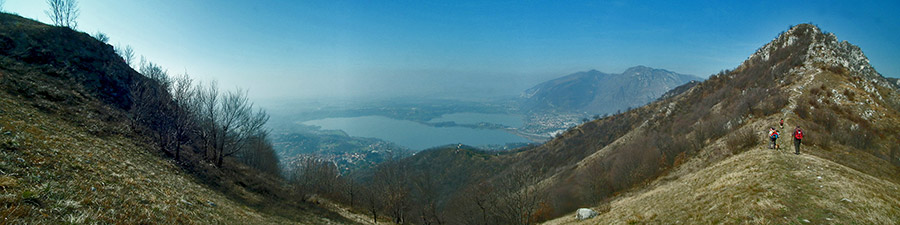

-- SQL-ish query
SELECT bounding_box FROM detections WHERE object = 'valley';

[2,1,899,224]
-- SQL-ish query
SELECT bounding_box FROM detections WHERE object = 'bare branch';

[45,0,79,28]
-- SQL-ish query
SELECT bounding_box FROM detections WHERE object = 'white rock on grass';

[575,208,599,220]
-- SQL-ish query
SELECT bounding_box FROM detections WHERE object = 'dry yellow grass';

[543,144,900,224]
[0,90,346,224]
[544,46,900,224]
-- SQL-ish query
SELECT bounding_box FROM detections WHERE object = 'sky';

[4,0,899,101]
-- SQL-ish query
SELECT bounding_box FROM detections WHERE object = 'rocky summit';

[541,23,900,224]
[392,23,899,224]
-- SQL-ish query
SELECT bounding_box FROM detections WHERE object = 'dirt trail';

[783,66,818,124]
[542,144,900,224]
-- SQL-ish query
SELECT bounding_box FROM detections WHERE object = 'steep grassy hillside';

[545,146,900,224]
[540,23,900,223]
[0,84,343,224]
[0,13,353,224]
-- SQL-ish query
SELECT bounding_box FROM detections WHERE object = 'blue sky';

[4,1,899,100]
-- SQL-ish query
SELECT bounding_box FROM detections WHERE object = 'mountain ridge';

[545,145,900,224]
[521,65,701,114]
[541,23,900,223]
[385,23,899,224]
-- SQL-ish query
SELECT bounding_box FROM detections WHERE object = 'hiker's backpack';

[795,129,803,139]
[773,132,779,139]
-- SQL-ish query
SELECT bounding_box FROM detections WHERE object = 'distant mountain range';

[521,66,701,114]
[374,24,900,224]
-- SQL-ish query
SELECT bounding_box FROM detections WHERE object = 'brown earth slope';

[542,24,900,223]
[0,13,354,224]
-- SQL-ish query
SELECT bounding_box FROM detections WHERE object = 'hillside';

[269,123,409,174]
[0,84,347,224]
[382,23,900,224]
[521,66,699,114]
[0,13,352,224]
[537,23,900,223]
[545,146,900,224]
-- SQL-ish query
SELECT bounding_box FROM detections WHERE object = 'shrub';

[811,108,838,130]
[703,115,730,141]
[763,93,789,116]
[808,98,819,108]
[844,89,856,101]
[837,123,876,151]
[726,128,758,152]
[794,104,810,119]
[809,87,821,97]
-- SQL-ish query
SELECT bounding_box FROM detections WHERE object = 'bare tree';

[92,31,109,43]
[45,0,79,28]
[170,73,196,161]
[339,178,358,208]
[131,60,176,155]
[194,80,220,161]
[411,172,445,225]
[115,44,136,68]
[215,88,269,167]
[125,58,281,175]
[289,156,339,199]
[375,160,411,224]
[470,182,498,225]
[361,184,382,224]
[139,58,170,84]
[493,168,546,225]
[239,131,281,176]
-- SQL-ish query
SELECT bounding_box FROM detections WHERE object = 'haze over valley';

[1,1,899,224]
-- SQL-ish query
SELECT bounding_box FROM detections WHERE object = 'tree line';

[59,0,558,222]
[285,150,554,225]
[43,0,281,177]
[126,56,280,176]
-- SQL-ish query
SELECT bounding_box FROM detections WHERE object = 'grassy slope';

[0,13,354,224]
[546,25,900,224]
[543,84,900,224]
[545,145,900,224]
[0,84,353,224]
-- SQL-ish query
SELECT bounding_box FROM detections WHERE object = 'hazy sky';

[5,1,899,101]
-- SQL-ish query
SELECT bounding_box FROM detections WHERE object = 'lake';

[428,112,524,127]
[302,114,529,150]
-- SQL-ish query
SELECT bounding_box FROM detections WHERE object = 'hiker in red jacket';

[793,126,803,155]
[768,128,778,149]
[770,129,780,149]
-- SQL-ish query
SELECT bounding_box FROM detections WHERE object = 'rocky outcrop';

[575,208,599,220]
[0,13,142,109]
[888,77,900,88]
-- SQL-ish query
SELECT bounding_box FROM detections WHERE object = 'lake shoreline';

[301,114,537,150]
